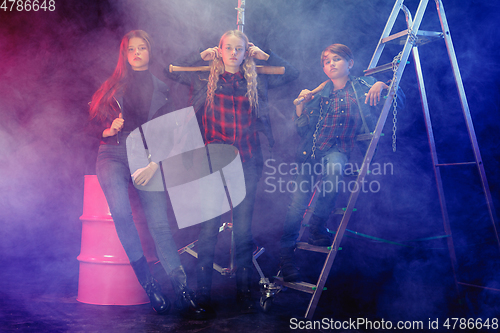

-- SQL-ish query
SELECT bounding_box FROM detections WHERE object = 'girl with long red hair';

[89,30,206,319]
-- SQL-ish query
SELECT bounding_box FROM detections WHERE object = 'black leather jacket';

[89,73,171,145]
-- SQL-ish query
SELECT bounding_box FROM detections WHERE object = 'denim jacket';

[294,75,405,162]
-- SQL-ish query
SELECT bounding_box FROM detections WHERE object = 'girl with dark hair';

[89,30,206,319]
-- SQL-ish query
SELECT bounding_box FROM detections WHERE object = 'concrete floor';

[0,257,348,333]
[2,255,489,333]
[1,233,497,333]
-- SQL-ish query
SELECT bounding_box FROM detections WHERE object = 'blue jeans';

[280,147,349,249]
[96,142,181,274]
[196,156,260,273]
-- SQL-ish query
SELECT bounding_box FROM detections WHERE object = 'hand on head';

[247,43,269,61]
[201,47,220,61]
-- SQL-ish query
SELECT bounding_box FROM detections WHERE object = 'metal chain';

[407,27,418,46]
[388,28,414,153]
[391,51,402,152]
[310,102,325,159]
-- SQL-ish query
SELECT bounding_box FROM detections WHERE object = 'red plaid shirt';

[315,85,361,153]
[203,71,257,162]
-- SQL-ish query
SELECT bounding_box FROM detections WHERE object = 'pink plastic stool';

[77,175,158,305]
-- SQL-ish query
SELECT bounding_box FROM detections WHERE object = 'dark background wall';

[1,0,499,320]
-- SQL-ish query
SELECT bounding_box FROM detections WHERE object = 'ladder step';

[382,29,443,46]
[333,207,357,215]
[356,132,385,141]
[364,60,410,75]
[356,133,373,141]
[435,162,476,167]
[366,30,444,76]
[381,29,409,44]
[364,62,393,76]
[334,208,344,215]
[414,30,444,45]
[274,276,326,294]
[296,242,331,254]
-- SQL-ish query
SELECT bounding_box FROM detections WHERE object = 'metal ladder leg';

[433,0,500,249]
[398,3,461,297]
[367,0,500,300]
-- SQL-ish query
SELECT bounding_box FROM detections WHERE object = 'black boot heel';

[130,256,170,314]
[170,266,209,320]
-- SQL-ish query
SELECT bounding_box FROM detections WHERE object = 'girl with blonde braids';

[166,29,298,315]
[205,30,259,112]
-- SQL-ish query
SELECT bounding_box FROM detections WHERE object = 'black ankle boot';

[307,214,332,246]
[170,266,208,320]
[196,266,216,317]
[235,267,257,314]
[279,247,301,282]
[130,256,170,314]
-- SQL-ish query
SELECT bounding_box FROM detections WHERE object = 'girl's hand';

[104,113,124,137]
[247,43,269,61]
[200,47,220,61]
[365,81,389,106]
[132,162,159,186]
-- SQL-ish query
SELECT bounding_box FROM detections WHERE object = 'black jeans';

[196,155,260,275]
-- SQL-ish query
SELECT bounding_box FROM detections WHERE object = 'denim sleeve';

[295,112,310,137]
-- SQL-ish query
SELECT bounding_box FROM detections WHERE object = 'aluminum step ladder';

[275,0,499,319]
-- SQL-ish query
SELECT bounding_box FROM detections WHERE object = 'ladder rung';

[435,162,477,167]
[356,132,384,141]
[334,207,357,215]
[364,62,393,76]
[381,29,444,46]
[274,276,321,294]
[366,30,445,76]
[356,133,373,141]
[334,208,344,215]
[296,242,331,254]
[420,30,444,37]
[381,29,409,44]
[414,30,445,45]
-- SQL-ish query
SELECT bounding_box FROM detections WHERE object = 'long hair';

[89,30,153,122]
[320,43,354,67]
[206,30,259,112]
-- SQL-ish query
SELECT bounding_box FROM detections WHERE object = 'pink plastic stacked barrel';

[77,175,158,305]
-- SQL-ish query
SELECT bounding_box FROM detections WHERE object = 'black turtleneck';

[122,70,154,132]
